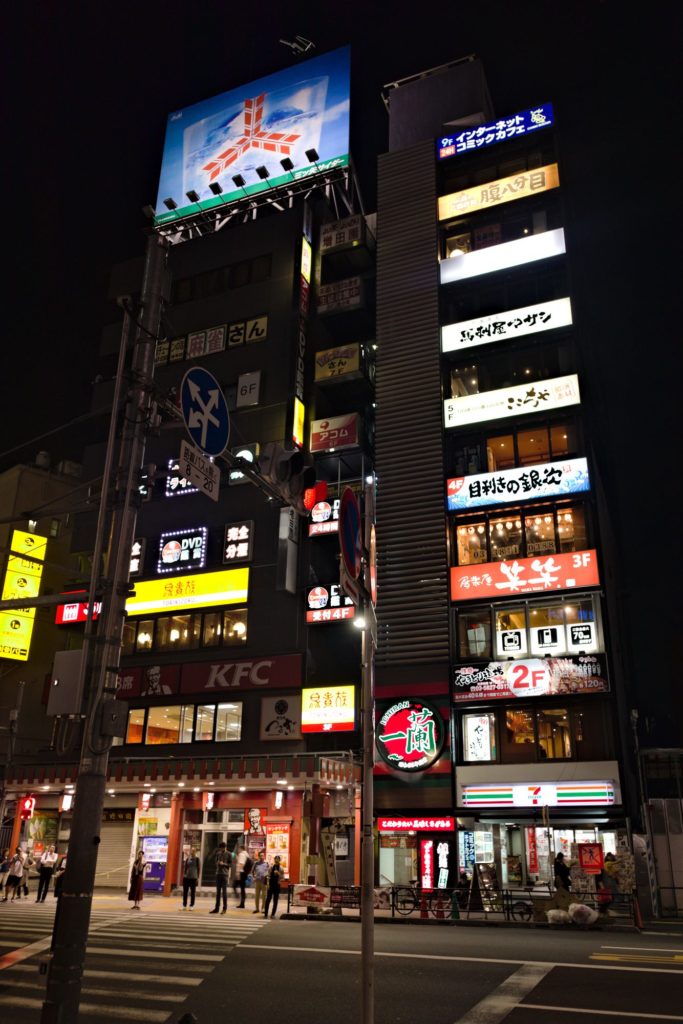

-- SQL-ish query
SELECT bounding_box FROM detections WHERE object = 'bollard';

[450,892,460,920]
[435,893,445,919]
[420,894,428,919]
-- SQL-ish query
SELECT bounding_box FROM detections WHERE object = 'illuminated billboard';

[155,46,350,224]
[451,549,599,602]
[444,374,580,429]
[460,781,615,809]
[301,685,355,732]
[440,228,566,285]
[437,103,554,160]
[438,163,559,221]
[0,531,47,661]
[441,297,572,353]
[446,457,590,511]
[125,568,249,617]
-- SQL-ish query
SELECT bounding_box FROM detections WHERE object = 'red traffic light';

[304,480,328,512]
[20,795,36,820]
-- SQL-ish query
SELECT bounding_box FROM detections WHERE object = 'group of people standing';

[0,846,67,902]
[182,843,282,917]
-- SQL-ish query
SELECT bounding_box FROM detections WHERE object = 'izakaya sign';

[0,531,47,661]
[441,297,572,354]
[125,568,249,616]
[447,458,590,511]
[437,103,554,160]
[460,781,616,809]
[453,655,609,703]
[55,592,103,625]
[438,163,559,221]
[155,46,350,224]
[451,549,599,601]
[444,374,580,429]
[301,685,355,732]
[376,700,446,772]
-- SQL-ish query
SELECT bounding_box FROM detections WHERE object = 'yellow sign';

[0,530,48,662]
[438,163,560,221]
[300,237,312,284]
[292,396,305,448]
[314,344,361,382]
[125,568,249,617]
[301,685,356,733]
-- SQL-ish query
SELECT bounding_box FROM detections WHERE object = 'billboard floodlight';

[209,182,223,195]
[232,174,246,189]
[255,165,270,180]
[163,197,178,211]
[186,190,200,203]
[305,148,319,163]
[141,205,156,219]
[280,157,294,172]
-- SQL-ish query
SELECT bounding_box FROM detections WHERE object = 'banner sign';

[157,527,208,574]
[377,817,455,832]
[292,884,331,907]
[266,824,290,877]
[310,413,359,453]
[438,163,559,221]
[125,568,249,616]
[453,654,609,703]
[451,549,599,601]
[460,781,616,809]
[437,103,554,160]
[376,700,446,772]
[445,374,580,429]
[440,228,566,286]
[155,46,350,224]
[0,530,47,661]
[447,458,590,511]
[441,297,572,353]
[314,343,361,381]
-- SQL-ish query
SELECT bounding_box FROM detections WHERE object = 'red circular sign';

[376,700,445,772]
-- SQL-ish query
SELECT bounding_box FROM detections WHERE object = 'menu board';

[266,824,290,877]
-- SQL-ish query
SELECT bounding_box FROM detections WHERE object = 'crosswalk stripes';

[0,902,267,1021]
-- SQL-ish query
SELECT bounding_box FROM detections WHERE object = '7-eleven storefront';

[5,754,359,894]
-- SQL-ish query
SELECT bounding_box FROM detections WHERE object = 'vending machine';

[142,835,168,892]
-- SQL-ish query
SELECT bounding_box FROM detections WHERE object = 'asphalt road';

[1,897,682,1022]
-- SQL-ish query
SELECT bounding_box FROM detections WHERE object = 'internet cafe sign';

[376,700,446,773]
[441,297,572,354]
[444,375,580,429]
[453,655,609,703]
[446,458,590,511]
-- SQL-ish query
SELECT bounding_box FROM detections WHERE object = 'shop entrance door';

[200,830,239,887]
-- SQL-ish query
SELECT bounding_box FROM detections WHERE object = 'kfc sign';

[180,654,301,694]
[451,550,599,601]
[310,414,359,454]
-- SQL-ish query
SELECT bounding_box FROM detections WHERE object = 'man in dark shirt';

[210,842,231,914]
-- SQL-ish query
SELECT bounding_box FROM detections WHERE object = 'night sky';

[6,3,679,739]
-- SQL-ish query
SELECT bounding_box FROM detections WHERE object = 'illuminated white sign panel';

[165,459,199,497]
[441,298,572,353]
[460,781,615,808]
[447,457,590,511]
[444,374,580,429]
[440,228,566,286]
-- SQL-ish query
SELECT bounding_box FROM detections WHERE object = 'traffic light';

[259,442,317,515]
[20,795,36,820]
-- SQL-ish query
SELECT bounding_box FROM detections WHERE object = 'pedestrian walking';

[181,847,200,910]
[209,842,231,914]
[53,853,67,899]
[0,849,10,895]
[36,845,58,902]
[553,852,571,892]
[128,851,146,910]
[3,848,25,902]
[235,845,253,908]
[252,850,269,914]
[263,855,283,919]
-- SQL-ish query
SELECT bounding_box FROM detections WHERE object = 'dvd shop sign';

[309,498,340,537]
[156,527,208,574]
[306,584,355,623]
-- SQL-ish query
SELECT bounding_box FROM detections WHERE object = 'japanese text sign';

[310,413,359,453]
[451,549,599,601]
[223,521,254,563]
[125,568,249,617]
[444,374,580,429]
[438,163,559,221]
[377,817,455,832]
[437,103,554,160]
[453,655,609,703]
[306,583,355,624]
[376,700,446,773]
[447,458,590,511]
[157,527,208,575]
[0,530,47,662]
[301,685,355,732]
[441,298,572,354]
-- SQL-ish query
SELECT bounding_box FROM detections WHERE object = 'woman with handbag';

[128,851,146,910]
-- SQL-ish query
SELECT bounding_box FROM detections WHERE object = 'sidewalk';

[91,890,256,915]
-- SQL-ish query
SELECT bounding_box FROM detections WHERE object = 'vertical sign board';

[0,531,48,661]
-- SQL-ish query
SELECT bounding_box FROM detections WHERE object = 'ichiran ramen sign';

[376,700,445,772]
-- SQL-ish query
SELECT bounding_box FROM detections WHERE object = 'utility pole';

[41,232,167,1024]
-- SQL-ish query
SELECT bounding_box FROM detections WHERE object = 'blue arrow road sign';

[180,367,230,457]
